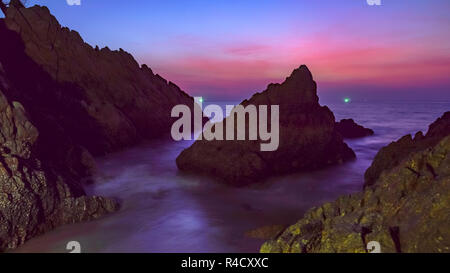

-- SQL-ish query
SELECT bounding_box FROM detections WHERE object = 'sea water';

[13,100,450,252]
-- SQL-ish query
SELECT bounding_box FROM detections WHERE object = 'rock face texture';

[0,1,196,251]
[261,112,450,253]
[0,73,118,251]
[177,65,355,186]
[335,119,374,139]
[0,20,98,186]
[1,1,197,156]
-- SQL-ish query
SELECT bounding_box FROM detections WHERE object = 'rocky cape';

[261,112,450,253]
[176,65,356,186]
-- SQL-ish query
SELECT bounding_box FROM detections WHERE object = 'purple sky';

[18,0,450,101]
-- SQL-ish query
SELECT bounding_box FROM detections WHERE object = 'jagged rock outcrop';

[335,119,374,139]
[0,1,199,251]
[261,112,450,253]
[1,1,197,156]
[0,2,199,249]
[0,80,118,251]
[176,65,355,186]
[364,112,450,187]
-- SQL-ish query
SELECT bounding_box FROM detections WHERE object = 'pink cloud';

[140,23,450,97]
[223,44,274,56]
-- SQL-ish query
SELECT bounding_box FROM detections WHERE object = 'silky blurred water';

[14,100,450,253]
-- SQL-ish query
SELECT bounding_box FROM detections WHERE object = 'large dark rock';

[0,2,200,250]
[176,65,355,186]
[335,119,374,139]
[0,1,199,251]
[1,2,197,156]
[261,112,450,253]
[0,19,101,188]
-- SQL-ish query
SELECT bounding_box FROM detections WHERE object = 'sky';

[13,0,450,101]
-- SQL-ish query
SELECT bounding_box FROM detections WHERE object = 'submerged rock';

[177,65,355,186]
[261,112,450,253]
[335,119,374,139]
[245,225,287,240]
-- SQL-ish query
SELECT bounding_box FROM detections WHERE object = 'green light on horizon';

[344,97,351,103]
[198,97,204,103]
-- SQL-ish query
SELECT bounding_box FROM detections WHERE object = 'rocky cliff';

[0,1,198,251]
[261,112,450,253]
[176,65,356,186]
[1,1,197,156]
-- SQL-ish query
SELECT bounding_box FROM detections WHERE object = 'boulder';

[335,119,374,139]
[176,65,355,186]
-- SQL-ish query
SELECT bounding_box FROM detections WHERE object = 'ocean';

[13,100,450,252]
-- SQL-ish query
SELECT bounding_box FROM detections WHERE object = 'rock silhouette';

[177,65,356,185]
[335,119,374,139]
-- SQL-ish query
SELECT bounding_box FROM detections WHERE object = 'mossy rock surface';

[262,113,450,253]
